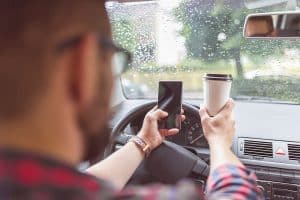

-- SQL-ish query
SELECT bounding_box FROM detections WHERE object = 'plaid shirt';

[0,149,262,200]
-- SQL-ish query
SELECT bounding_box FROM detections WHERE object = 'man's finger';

[150,105,158,112]
[159,129,168,136]
[152,109,168,120]
[199,107,210,120]
[163,129,179,137]
[181,109,184,115]
[218,99,235,117]
[181,115,186,122]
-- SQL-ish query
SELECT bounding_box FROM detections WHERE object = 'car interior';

[102,0,300,199]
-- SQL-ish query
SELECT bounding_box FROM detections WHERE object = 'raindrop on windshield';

[217,32,227,42]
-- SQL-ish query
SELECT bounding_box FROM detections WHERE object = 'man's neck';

[0,105,83,166]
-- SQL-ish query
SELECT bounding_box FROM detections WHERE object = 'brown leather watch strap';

[129,136,151,157]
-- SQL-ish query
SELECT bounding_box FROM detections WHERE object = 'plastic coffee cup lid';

[203,74,233,81]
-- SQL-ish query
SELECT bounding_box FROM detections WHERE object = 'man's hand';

[199,99,235,150]
[138,106,185,150]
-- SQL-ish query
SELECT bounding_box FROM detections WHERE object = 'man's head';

[246,16,274,37]
[0,1,114,163]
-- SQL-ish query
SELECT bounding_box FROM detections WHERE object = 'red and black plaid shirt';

[0,149,263,199]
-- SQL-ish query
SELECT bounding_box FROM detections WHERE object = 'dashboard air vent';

[244,140,273,158]
[288,144,300,161]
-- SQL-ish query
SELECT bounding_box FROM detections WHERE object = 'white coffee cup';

[203,74,233,116]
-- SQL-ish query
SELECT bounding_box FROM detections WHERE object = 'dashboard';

[110,99,300,199]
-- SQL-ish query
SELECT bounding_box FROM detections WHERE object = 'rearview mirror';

[244,11,300,38]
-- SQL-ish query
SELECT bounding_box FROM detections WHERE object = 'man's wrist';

[128,141,146,157]
[207,138,232,150]
[209,145,232,155]
[208,142,234,158]
[137,132,153,149]
[129,135,151,157]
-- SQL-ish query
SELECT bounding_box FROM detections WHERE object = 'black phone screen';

[157,81,182,129]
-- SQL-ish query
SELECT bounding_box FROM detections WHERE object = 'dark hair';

[0,0,106,120]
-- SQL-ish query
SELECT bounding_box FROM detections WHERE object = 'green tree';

[111,19,156,64]
[111,19,136,53]
[175,0,286,78]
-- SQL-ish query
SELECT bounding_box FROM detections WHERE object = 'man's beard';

[77,59,113,163]
[78,92,112,163]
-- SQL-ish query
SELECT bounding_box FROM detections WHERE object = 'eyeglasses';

[56,36,132,77]
[99,38,132,76]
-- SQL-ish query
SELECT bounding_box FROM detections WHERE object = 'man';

[246,16,277,37]
[0,1,262,199]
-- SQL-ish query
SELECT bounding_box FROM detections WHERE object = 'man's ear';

[68,34,99,110]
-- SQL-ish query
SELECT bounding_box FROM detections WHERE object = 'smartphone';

[157,81,182,130]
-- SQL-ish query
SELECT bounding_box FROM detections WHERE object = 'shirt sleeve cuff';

[206,164,261,198]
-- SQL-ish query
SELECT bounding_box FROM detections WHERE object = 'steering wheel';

[105,101,209,185]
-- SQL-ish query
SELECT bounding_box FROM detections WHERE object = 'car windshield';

[106,0,300,103]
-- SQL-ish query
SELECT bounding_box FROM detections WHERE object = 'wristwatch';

[129,136,151,157]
